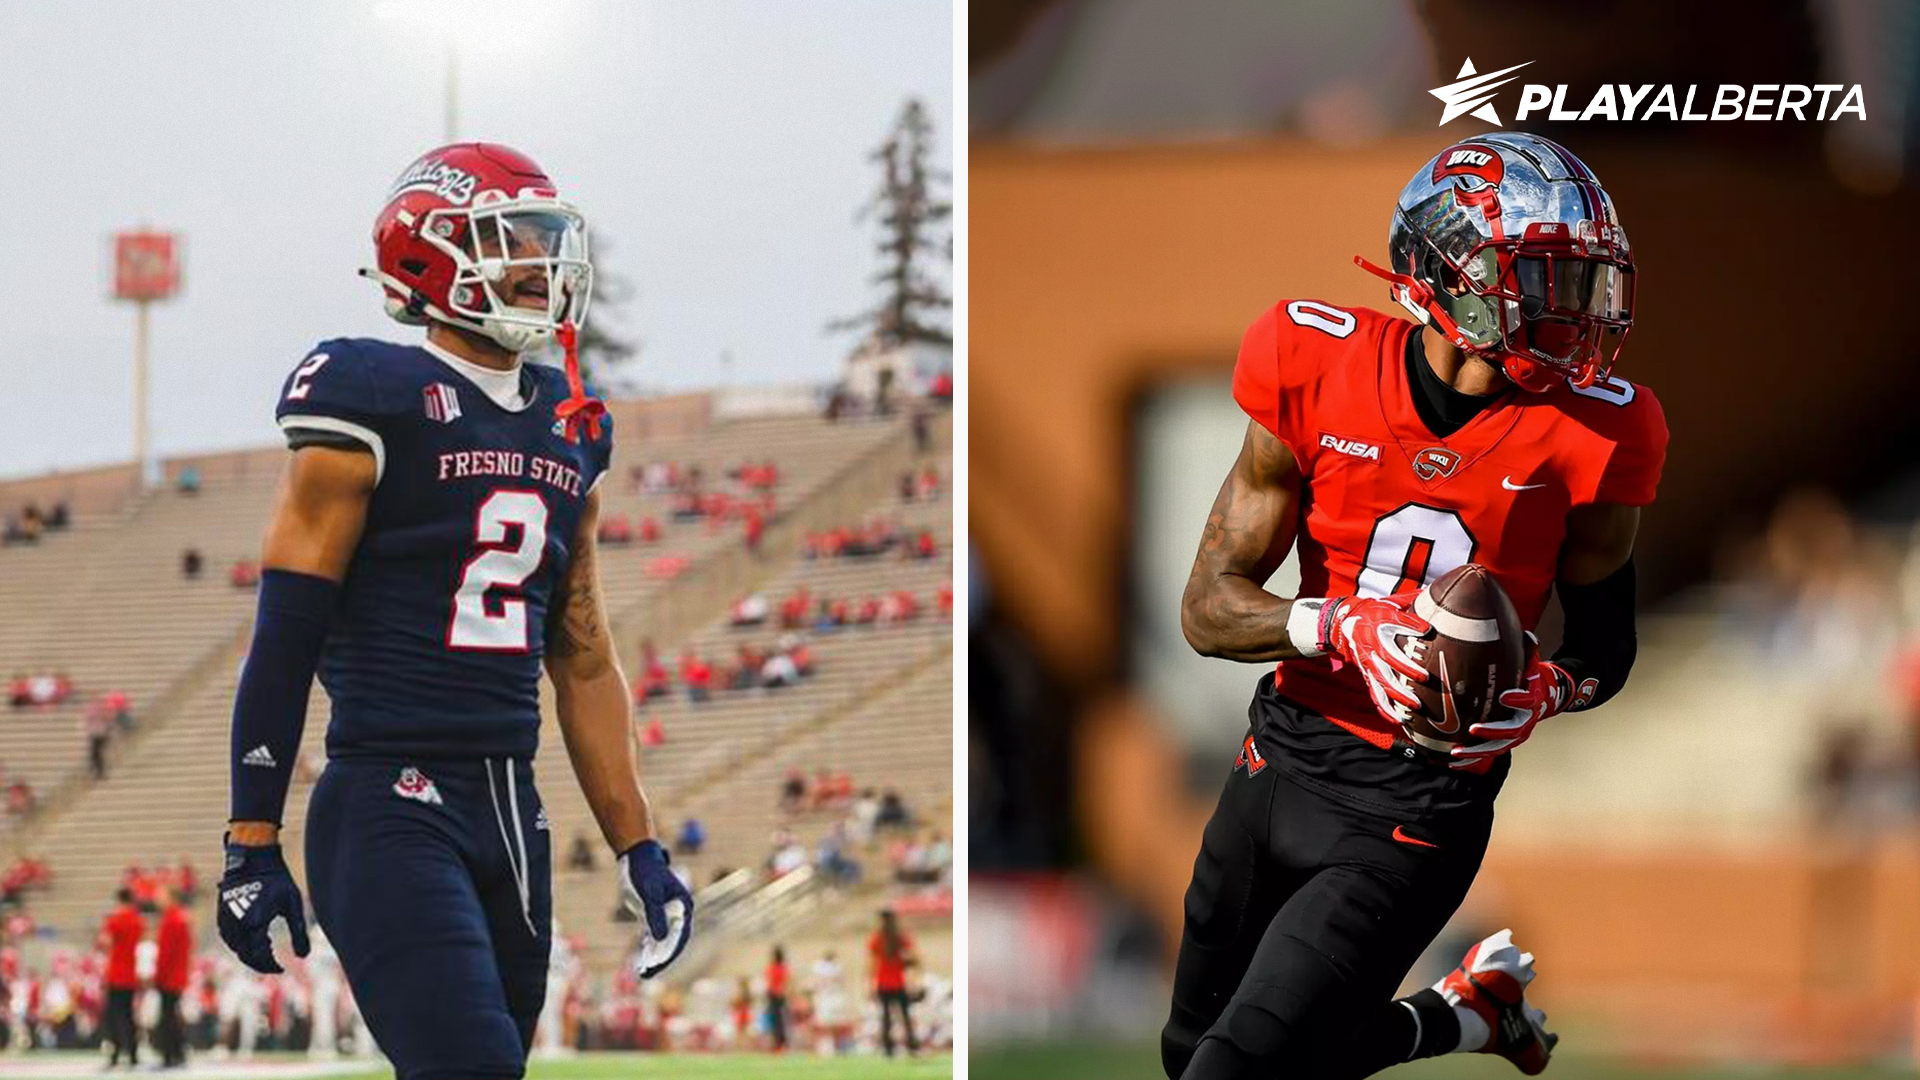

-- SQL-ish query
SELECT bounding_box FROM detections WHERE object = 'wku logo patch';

[1232,735,1267,777]
[1412,446,1462,481]
[393,766,445,806]
[423,383,462,424]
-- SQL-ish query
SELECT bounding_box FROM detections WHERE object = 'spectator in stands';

[83,708,111,781]
[174,857,197,904]
[97,889,144,1068]
[806,769,833,812]
[913,530,938,560]
[877,789,911,831]
[16,672,71,708]
[851,788,882,843]
[2,514,40,545]
[768,832,807,878]
[761,649,800,690]
[640,716,666,748]
[181,547,203,579]
[899,471,918,502]
[5,779,36,819]
[680,652,712,704]
[779,589,811,630]
[779,769,806,815]
[743,506,765,556]
[729,593,770,627]
[228,559,260,588]
[917,466,941,501]
[97,690,133,734]
[912,407,932,453]
[816,823,861,885]
[937,582,954,617]
[816,599,848,632]
[732,645,765,691]
[47,501,69,530]
[597,514,634,545]
[567,833,597,872]
[176,465,200,494]
[765,946,791,1051]
[154,891,192,1068]
[674,818,706,857]
[928,369,953,404]
[638,515,662,543]
[871,909,920,1058]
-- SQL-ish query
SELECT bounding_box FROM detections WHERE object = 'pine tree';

[834,98,951,348]
[575,229,640,390]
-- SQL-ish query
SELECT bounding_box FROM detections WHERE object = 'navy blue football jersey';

[276,338,612,760]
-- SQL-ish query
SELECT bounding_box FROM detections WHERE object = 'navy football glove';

[618,839,693,978]
[217,839,311,975]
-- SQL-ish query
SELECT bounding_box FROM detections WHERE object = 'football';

[1401,564,1527,753]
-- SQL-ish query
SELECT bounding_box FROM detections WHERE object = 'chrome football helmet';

[1357,132,1634,391]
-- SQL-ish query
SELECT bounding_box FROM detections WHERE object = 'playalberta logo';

[1432,58,1866,126]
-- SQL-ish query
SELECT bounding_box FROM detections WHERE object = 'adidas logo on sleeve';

[242,745,278,768]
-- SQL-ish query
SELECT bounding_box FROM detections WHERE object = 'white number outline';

[285,354,331,401]
[1567,374,1635,406]
[448,489,550,653]
[1284,300,1357,339]
[1356,502,1477,598]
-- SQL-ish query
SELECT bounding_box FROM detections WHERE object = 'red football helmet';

[363,143,592,354]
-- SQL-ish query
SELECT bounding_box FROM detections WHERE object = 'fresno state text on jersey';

[276,338,613,760]
[1233,299,1666,752]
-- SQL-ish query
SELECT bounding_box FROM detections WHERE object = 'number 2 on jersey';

[1356,503,1475,598]
[449,490,548,651]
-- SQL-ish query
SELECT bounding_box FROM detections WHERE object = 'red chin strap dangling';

[553,322,607,444]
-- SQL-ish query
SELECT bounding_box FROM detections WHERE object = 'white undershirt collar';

[422,340,531,412]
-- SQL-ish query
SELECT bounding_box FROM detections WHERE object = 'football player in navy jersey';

[217,143,692,1080]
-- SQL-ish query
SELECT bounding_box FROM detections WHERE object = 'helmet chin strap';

[552,322,607,445]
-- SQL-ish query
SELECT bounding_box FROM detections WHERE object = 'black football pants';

[1162,728,1493,1079]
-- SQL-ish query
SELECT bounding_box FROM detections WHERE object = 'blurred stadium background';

[969,1,1920,1077]
[0,1,952,1073]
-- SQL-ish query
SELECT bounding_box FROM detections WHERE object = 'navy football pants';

[306,757,552,1080]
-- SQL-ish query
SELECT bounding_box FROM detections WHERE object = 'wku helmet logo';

[1232,735,1267,777]
[1412,447,1462,481]
[1430,58,1533,127]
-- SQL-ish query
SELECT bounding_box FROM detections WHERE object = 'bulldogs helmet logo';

[1412,446,1462,481]
[1232,734,1267,777]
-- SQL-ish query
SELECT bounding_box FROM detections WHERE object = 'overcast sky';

[0,0,952,478]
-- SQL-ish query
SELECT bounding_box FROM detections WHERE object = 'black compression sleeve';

[1550,557,1637,711]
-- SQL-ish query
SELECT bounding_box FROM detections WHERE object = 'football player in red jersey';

[1162,132,1666,1079]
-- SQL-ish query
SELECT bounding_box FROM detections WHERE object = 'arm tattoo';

[548,537,606,660]
[1179,422,1307,662]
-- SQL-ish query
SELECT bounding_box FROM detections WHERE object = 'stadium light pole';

[112,230,180,490]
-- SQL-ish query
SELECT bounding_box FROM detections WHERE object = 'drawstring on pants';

[485,757,538,936]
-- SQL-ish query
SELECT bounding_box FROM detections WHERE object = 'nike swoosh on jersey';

[1392,825,1441,849]
[1501,476,1547,491]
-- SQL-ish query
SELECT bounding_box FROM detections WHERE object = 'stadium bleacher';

[0,394,952,1014]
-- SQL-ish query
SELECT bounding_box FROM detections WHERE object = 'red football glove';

[1450,636,1574,769]
[1325,593,1431,729]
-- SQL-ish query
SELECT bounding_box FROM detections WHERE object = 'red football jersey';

[1233,299,1667,750]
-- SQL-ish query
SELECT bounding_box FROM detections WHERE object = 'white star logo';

[1430,58,1533,127]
